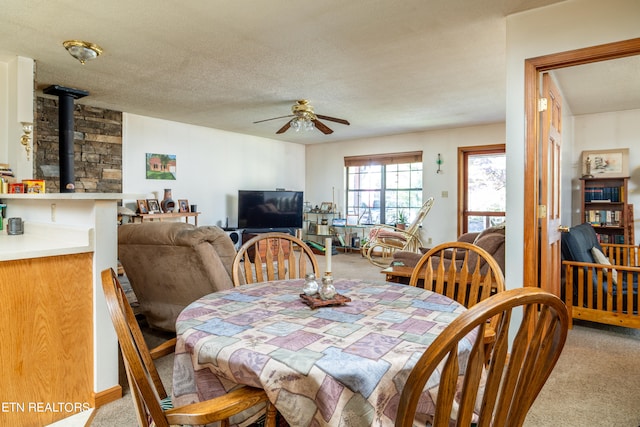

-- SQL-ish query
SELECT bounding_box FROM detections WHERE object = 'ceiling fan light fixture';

[254,99,348,135]
[63,40,103,64]
[291,112,316,132]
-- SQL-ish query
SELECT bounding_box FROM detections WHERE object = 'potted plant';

[396,211,408,230]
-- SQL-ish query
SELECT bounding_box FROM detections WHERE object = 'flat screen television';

[238,190,304,230]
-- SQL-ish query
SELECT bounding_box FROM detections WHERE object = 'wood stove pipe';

[43,85,89,192]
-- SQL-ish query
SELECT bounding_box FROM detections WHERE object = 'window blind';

[344,151,423,167]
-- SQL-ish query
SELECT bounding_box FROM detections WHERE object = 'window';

[345,151,423,225]
[458,145,506,234]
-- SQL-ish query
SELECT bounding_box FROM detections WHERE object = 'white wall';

[305,123,506,245]
[0,59,7,162]
[0,56,34,180]
[122,113,306,228]
[505,0,640,289]
[571,108,640,243]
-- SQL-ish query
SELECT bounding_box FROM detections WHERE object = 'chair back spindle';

[395,287,569,427]
[233,232,319,286]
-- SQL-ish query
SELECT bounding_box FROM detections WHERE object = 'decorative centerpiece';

[299,238,351,309]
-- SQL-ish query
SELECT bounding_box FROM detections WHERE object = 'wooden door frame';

[523,37,640,287]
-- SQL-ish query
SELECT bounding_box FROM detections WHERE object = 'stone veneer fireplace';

[35,96,123,193]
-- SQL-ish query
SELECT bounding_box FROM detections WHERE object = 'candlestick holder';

[299,272,351,309]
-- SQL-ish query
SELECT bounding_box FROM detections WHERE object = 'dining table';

[172,277,478,427]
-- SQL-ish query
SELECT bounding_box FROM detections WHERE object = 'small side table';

[135,212,200,226]
[380,265,414,285]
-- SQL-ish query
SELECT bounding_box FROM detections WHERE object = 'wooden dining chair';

[232,232,320,286]
[101,268,277,427]
[408,241,506,361]
[395,287,569,427]
[363,197,435,267]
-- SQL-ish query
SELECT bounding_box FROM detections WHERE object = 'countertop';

[0,222,93,261]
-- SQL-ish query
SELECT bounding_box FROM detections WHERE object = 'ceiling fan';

[253,100,350,134]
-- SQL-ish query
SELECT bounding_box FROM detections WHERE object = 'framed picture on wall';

[581,148,629,178]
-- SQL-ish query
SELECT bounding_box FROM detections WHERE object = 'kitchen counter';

[0,221,93,261]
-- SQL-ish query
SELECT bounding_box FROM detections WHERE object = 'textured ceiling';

[1,0,636,145]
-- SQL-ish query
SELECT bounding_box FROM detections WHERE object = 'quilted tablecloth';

[172,278,475,426]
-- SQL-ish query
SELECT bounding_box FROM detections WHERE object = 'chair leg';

[265,401,278,427]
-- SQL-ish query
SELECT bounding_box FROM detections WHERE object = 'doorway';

[523,37,640,289]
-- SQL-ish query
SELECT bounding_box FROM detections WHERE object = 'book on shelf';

[585,209,622,226]
[0,163,14,176]
[584,185,624,203]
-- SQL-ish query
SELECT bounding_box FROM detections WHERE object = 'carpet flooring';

[94,252,640,426]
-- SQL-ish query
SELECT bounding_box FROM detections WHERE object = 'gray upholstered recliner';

[118,222,236,332]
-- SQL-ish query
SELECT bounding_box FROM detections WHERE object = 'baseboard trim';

[93,384,123,407]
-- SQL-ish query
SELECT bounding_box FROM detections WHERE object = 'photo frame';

[146,198,161,213]
[320,202,333,213]
[581,148,629,178]
[137,199,149,214]
[178,199,189,213]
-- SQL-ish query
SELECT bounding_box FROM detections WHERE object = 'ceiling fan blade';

[312,119,334,134]
[316,114,350,126]
[253,114,294,124]
[276,121,292,134]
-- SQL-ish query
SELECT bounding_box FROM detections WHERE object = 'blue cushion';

[561,223,603,263]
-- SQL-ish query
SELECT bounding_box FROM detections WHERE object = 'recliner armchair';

[118,222,236,332]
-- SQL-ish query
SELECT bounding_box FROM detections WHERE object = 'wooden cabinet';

[581,176,630,244]
[1,252,94,427]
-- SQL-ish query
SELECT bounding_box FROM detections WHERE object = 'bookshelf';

[303,211,371,252]
[580,176,630,244]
